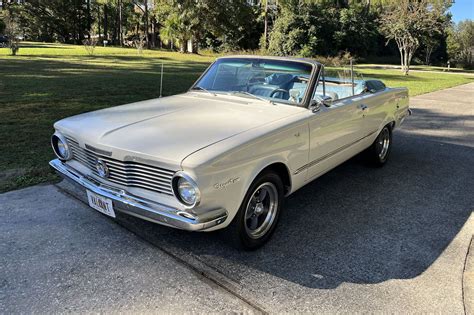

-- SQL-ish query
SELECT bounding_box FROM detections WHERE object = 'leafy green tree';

[268,2,337,56]
[199,0,260,51]
[3,7,21,55]
[156,0,258,53]
[268,1,376,57]
[14,0,89,43]
[379,0,450,75]
[447,20,474,69]
[421,34,440,65]
[334,2,379,57]
[157,1,198,52]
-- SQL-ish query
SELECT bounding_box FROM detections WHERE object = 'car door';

[357,81,400,136]
[304,97,369,181]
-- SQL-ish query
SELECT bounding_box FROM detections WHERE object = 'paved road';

[1,83,473,313]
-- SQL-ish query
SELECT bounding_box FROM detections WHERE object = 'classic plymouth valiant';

[50,56,410,249]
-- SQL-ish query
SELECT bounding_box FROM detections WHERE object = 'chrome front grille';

[66,137,175,195]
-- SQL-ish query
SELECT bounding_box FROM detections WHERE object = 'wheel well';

[259,163,291,195]
[387,121,395,131]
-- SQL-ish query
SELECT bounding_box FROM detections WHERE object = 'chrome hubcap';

[377,128,390,160]
[244,182,278,239]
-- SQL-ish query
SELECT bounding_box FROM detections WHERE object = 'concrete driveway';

[1,83,473,313]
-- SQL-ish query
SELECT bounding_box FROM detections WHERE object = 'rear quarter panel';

[391,87,410,128]
[354,87,409,146]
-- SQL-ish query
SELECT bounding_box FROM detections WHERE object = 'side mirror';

[310,95,333,112]
[309,99,321,112]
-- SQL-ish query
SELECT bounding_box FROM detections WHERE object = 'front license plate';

[86,190,116,218]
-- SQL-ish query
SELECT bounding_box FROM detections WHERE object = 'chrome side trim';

[50,159,228,231]
[294,130,378,175]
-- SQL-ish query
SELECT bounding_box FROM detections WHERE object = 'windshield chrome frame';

[189,57,322,108]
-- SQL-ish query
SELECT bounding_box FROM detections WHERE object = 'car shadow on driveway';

[110,132,473,290]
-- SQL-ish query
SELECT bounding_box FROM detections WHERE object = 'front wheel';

[366,125,392,166]
[226,171,284,250]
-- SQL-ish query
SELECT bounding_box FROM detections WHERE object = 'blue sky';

[450,0,474,23]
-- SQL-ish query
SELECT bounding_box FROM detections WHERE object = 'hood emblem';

[96,159,109,178]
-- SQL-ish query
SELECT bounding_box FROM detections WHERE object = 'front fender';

[180,120,309,230]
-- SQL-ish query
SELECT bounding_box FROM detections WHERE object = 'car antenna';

[159,63,164,98]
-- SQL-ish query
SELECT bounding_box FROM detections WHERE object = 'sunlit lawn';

[0,42,472,192]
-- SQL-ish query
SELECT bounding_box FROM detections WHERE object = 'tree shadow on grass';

[0,56,210,189]
[18,43,77,50]
[0,57,209,106]
[359,72,430,82]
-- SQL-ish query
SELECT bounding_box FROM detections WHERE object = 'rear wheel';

[366,125,392,166]
[227,171,284,250]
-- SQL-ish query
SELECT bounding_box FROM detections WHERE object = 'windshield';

[193,58,314,105]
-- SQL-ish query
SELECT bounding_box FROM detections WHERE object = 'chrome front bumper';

[50,159,228,231]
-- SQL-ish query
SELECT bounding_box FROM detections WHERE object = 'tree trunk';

[399,49,404,73]
[97,4,102,41]
[144,0,149,49]
[113,12,118,45]
[104,4,108,41]
[151,17,156,48]
[396,38,411,76]
[118,0,123,46]
[87,0,91,39]
[73,2,78,44]
[150,0,156,48]
[263,0,268,50]
[192,37,199,54]
[403,48,409,75]
[425,45,434,65]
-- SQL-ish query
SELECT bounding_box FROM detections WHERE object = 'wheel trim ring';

[244,182,278,240]
[378,128,390,160]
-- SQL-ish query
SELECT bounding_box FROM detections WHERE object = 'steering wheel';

[269,88,289,99]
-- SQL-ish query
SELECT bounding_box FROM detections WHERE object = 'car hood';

[55,92,305,165]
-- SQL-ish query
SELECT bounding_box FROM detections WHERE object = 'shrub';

[82,37,98,56]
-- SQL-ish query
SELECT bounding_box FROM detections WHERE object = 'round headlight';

[51,132,72,161]
[173,173,200,207]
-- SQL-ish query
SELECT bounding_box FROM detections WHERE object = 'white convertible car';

[50,56,410,249]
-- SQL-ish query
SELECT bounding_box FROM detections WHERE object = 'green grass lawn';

[356,64,474,74]
[0,42,472,192]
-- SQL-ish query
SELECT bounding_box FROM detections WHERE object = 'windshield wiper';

[191,86,217,96]
[229,91,275,105]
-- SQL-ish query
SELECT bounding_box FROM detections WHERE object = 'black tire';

[366,125,392,167]
[226,171,284,250]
